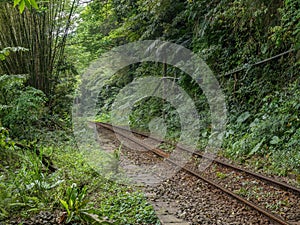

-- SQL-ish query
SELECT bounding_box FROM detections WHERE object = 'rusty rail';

[96,122,293,225]
[98,121,300,195]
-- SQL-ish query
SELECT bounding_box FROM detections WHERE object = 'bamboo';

[0,0,78,98]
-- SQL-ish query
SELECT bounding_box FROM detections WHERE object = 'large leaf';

[29,0,39,9]
[237,111,251,124]
[13,0,22,7]
[24,0,32,8]
[66,211,74,224]
[249,138,265,155]
[18,0,26,13]
[270,136,281,145]
[59,199,70,215]
[14,0,39,13]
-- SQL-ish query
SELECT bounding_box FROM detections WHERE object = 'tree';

[0,0,78,116]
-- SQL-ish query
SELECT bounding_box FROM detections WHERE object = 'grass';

[0,130,160,225]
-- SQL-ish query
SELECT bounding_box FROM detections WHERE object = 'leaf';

[9,202,27,207]
[24,0,32,8]
[49,179,65,189]
[59,199,70,215]
[69,198,74,209]
[81,211,114,224]
[14,0,22,7]
[29,0,39,9]
[270,136,281,145]
[66,211,74,224]
[0,207,9,218]
[14,0,38,11]
[237,111,251,123]
[249,138,265,155]
[19,0,26,13]
[3,50,10,56]
[261,44,268,54]
[295,41,300,51]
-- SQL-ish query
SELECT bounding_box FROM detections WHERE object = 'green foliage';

[0,127,15,166]
[74,0,300,178]
[98,186,159,225]
[0,127,12,148]
[0,139,64,220]
[270,0,300,49]
[2,0,298,222]
[0,1,78,121]
[0,131,160,224]
[0,47,28,61]
[60,183,112,224]
[216,171,227,179]
[0,2,171,224]
[54,140,159,225]
[95,113,111,123]
[0,74,47,138]
[129,96,181,139]
[224,80,300,175]
[13,0,38,13]
[4,87,46,136]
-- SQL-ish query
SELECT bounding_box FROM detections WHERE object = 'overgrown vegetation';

[224,80,300,175]
[0,129,159,224]
[73,0,299,178]
[0,1,160,224]
[0,0,299,223]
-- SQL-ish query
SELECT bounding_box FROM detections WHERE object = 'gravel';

[97,125,288,224]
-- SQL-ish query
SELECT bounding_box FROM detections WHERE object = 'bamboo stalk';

[0,0,77,99]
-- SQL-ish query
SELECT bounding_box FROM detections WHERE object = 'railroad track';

[94,121,300,225]
[98,122,300,193]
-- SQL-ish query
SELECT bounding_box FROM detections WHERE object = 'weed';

[234,187,252,198]
[112,145,122,174]
[59,183,112,224]
[265,200,289,212]
[216,172,227,179]
[0,132,160,225]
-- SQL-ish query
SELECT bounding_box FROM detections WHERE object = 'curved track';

[98,121,300,195]
[95,121,299,225]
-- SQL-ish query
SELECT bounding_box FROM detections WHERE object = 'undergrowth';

[223,79,300,177]
[0,129,160,224]
[95,78,300,181]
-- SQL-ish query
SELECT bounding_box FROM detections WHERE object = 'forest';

[0,0,299,224]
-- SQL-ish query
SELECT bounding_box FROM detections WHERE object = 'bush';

[0,75,47,139]
[224,80,300,175]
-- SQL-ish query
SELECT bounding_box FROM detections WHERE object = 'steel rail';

[97,121,300,195]
[96,122,292,225]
